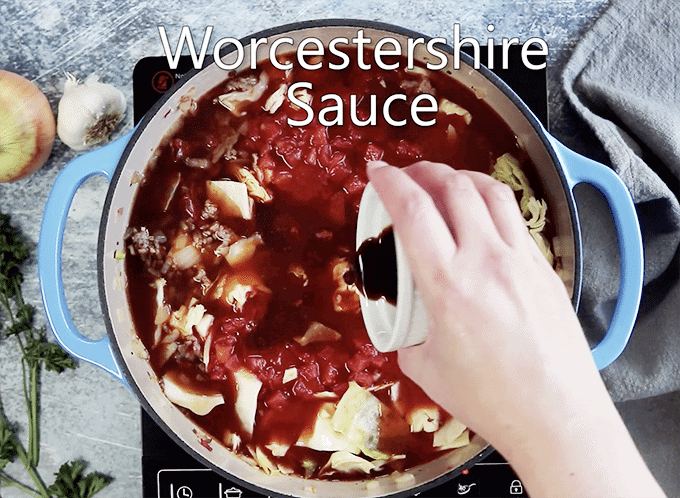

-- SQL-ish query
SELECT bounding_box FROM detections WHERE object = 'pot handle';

[38,131,134,387]
[548,137,644,370]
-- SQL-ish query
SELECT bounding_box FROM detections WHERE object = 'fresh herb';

[0,212,111,498]
[47,462,110,498]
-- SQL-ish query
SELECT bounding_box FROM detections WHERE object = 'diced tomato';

[320,146,350,183]
[266,366,281,385]
[321,362,341,387]
[215,293,270,338]
[219,316,248,336]
[345,123,364,144]
[261,119,283,141]
[347,351,372,373]
[318,345,346,362]
[246,356,267,373]
[274,137,304,168]
[270,167,294,190]
[343,174,367,197]
[272,164,330,206]
[305,147,318,166]
[344,342,397,389]
[292,379,314,398]
[351,371,374,388]
[264,390,289,410]
[299,362,320,382]
[270,349,284,368]
[211,337,240,372]
[329,135,355,150]
[363,143,384,162]
[257,150,276,173]
[309,123,328,147]
[395,139,423,160]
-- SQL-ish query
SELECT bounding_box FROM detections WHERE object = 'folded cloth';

[561,0,680,401]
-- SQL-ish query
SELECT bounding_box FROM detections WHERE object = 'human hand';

[367,159,594,441]
[366,160,664,497]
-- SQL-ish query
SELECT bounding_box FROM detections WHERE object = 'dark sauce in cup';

[351,225,398,305]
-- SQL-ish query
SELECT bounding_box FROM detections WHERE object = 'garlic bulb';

[57,72,126,151]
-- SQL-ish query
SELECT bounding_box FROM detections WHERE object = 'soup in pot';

[123,46,554,480]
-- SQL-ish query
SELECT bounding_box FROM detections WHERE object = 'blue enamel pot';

[37,20,643,498]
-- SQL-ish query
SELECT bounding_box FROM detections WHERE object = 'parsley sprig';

[0,213,111,498]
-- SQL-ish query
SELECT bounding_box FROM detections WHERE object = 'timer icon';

[176,485,193,498]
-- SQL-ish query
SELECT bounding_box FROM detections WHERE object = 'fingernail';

[366,160,390,172]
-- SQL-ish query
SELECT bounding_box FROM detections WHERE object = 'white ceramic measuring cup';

[356,182,430,352]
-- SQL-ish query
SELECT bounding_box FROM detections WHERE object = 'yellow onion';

[0,70,56,182]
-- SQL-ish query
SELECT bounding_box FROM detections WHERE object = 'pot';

[38,20,643,498]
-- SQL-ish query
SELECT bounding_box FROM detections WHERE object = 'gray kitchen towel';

[562,0,680,401]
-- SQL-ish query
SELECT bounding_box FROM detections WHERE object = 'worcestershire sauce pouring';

[351,225,398,305]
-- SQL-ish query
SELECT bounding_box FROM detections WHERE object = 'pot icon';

[222,486,243,498]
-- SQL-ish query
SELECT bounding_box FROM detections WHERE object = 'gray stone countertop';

[2,1,678,497]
